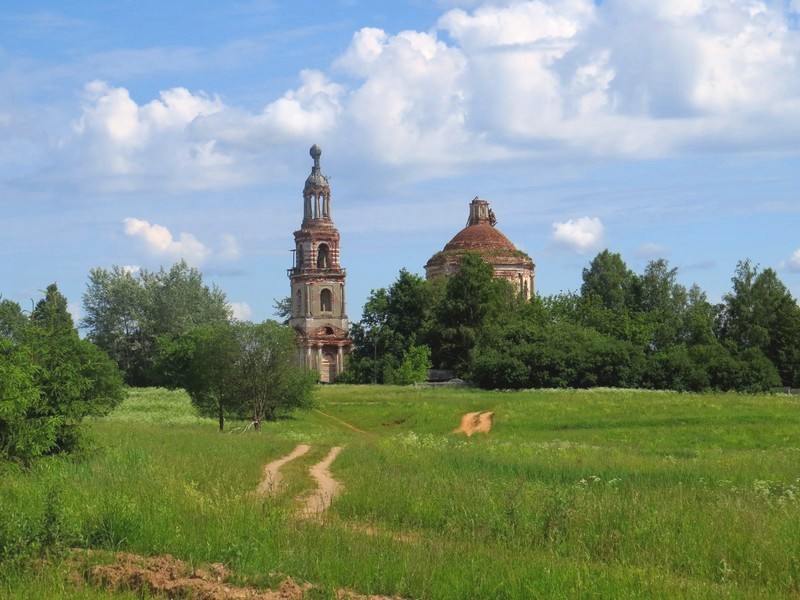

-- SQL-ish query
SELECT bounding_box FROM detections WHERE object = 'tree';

[340,269,437,384]
[385,269,435,342]
[384,344,432,385]
[158,320,317,429]
[684,284,717,346]
[26,284,125,452]
[638,259,688,352]
[0,338,54,463]
[81,266,147,384]
[716,260,800,387]
[0,298,27,340]
[581,250,639,311]
[272,297,292,325]
[1,285,124,464]
[142,262,230,335]
[82,261,231,385]
[156,324,241,431]
[235,321,317,428]
[429,253,516,374]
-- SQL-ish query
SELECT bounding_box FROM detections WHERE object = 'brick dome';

[424,197,535,299]
[444,222,517,253]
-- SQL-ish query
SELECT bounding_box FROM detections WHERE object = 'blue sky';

[2,0,799,325]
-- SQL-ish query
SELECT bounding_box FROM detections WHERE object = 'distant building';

[288,145,350,382]
[424,197,535,299]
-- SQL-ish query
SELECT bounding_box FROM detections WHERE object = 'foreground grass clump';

[2,386,800,599]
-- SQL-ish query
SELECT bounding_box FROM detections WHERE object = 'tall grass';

[2,385,800,598]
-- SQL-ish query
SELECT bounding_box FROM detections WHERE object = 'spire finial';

[310,144,322,172]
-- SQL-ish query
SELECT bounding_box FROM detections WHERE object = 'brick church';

[287,145,350,383]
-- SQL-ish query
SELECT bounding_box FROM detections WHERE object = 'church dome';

[443,222,516,253]
[424,197,536,299]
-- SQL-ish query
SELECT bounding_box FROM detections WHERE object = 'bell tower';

[288,145,350,382]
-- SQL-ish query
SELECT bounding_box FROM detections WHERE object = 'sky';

[2,0,800,327]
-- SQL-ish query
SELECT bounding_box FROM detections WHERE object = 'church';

[287,145,350,383]
[287,147,535,382]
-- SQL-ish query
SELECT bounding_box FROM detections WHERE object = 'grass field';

[2,385,800,599]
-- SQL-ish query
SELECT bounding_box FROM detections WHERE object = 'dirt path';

[314,408,372,435]
[256,444,345,520]
[301,446,343,519]
[455,411,494,436]
[256,444,310,495]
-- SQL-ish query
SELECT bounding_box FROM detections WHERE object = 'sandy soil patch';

[455,411,494,436]
[256,444,310,495]
[301,446,343,519]
[70,549,402,599]
[71,550,309,599]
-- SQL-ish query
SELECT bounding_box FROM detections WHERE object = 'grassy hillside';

[2,386,800,598]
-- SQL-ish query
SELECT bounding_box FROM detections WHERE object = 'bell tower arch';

[288,145,350,382]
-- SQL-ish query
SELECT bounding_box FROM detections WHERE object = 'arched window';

[320,289,333,312]
[317,244,329,268]
[295,289,302,312]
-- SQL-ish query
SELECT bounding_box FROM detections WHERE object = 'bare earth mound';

[455,411,494,436]
[72,550,308,599]
[71,550,402,599]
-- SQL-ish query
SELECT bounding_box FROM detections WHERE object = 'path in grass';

[314,408,371,435]
[455,411,494,436]
[302,446,343,519]
[256,443,310,495]
[256,443,344,519]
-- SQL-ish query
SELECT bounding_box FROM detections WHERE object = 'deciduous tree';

[82,261,231,385]
[716,260,800,387]
[235,321,317,428]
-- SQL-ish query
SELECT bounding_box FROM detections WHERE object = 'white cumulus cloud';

[551,216,604,254]
[786,249,800,272]
[333,26,491,167]
[329,0,800,162]
[258,69,343,141]
[218,234,242,261]
[228,301,252,321]
[69,81,239,190]
[124,218,211,264]
[123,218,240,266]
[50,0,800,192]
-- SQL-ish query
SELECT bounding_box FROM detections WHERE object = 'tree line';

[341,251,800,392]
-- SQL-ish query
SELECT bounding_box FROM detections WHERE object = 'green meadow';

[2,386,800,599]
